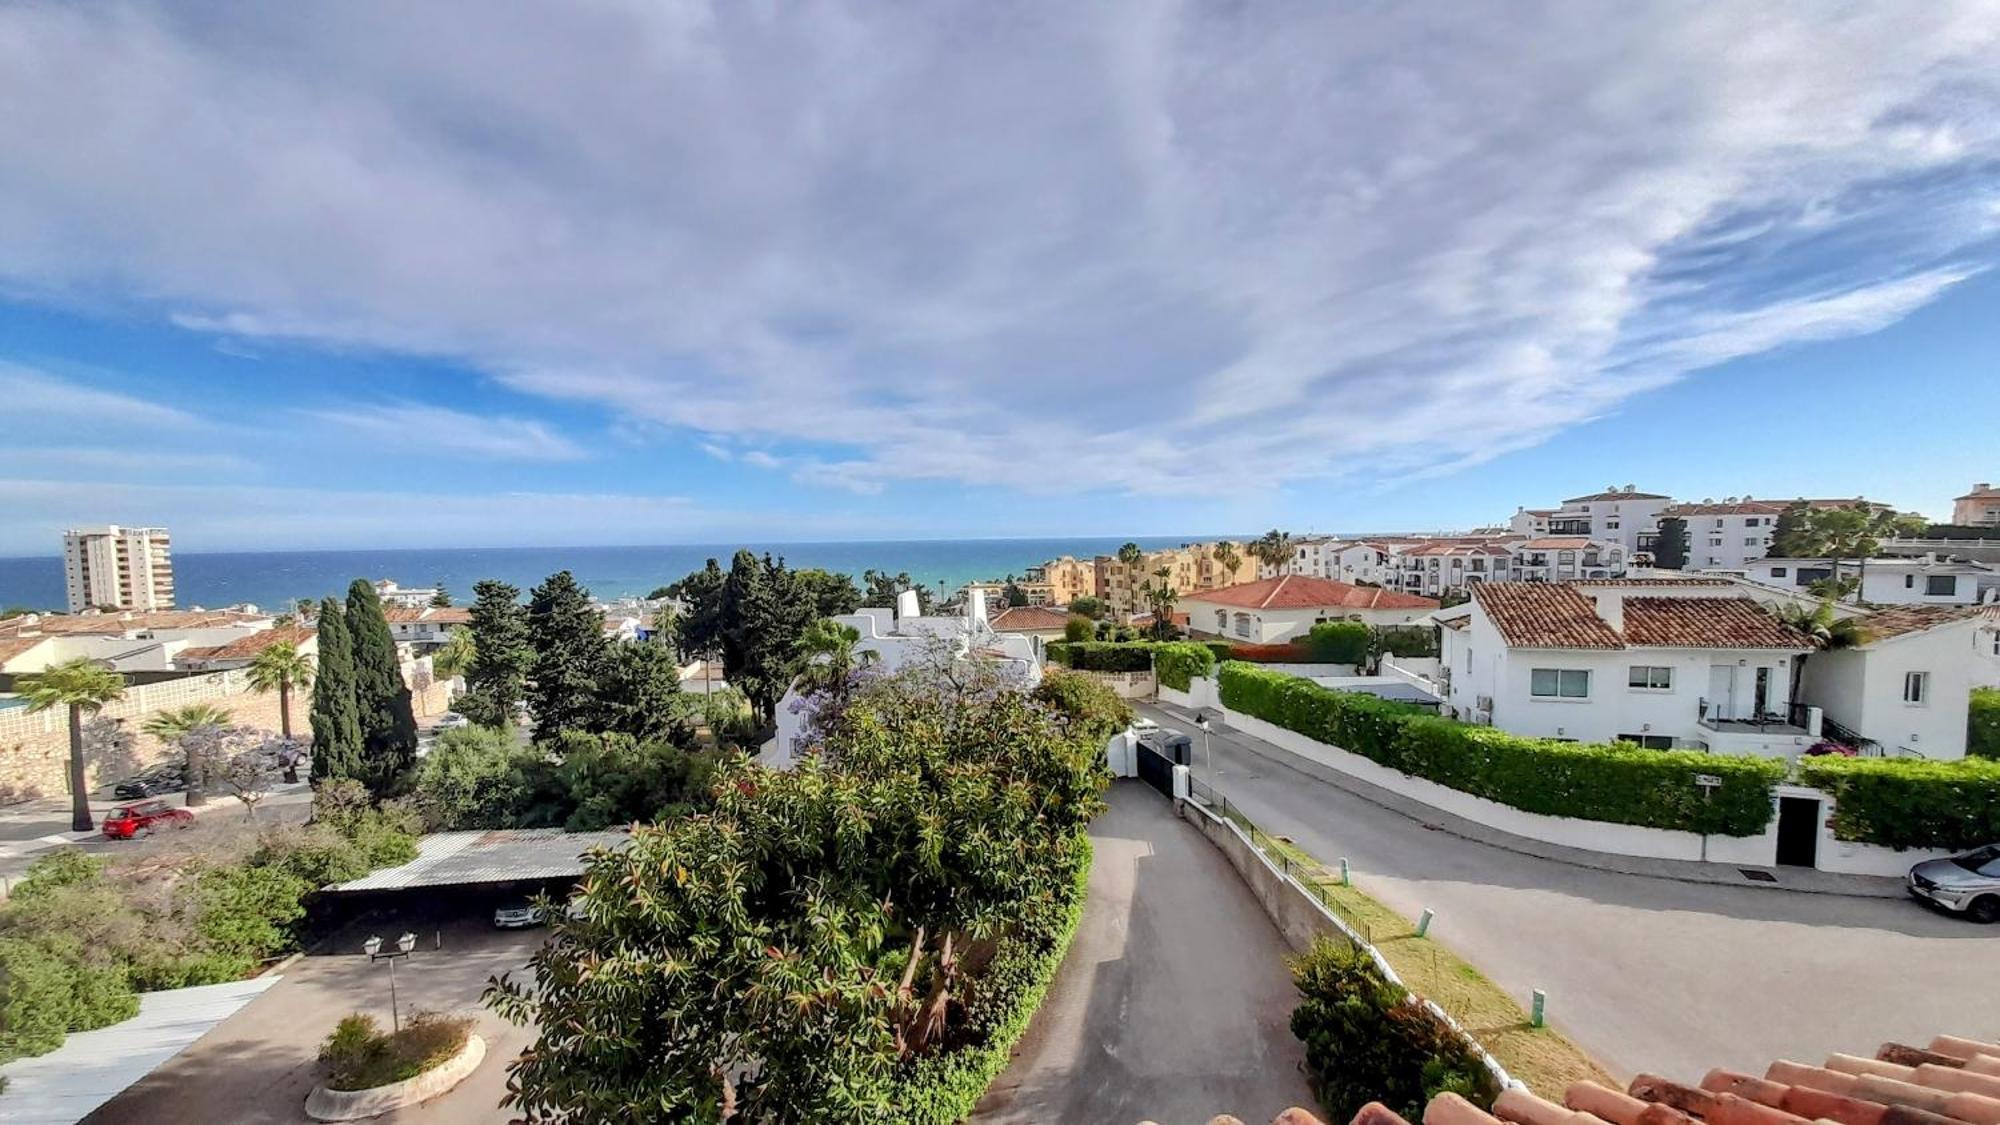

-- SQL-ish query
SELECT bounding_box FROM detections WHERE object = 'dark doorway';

[1776,796,1821,868]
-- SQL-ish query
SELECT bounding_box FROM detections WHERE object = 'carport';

[317,827,631,926]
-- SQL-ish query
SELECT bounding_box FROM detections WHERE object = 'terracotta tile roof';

[1572,577,1737,587]
[1620,598,1811,649]
[1662,500,1788,516]
[1956,485,2000,500]
[1563,489,1670,502]
[1471,583,1625,648]
[987,606,1073,632]
[1518,537,1603,551]
[1187,574,1439,611]
[382,605,472,625]
[1854,603,1994,643]
[178,626,314,664]
[0,610,268,637]
[0,635,50,664]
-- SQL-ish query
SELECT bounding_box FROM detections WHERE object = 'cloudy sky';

[2,1,1998,555]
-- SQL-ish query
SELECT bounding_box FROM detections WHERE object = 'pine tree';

[526,571,612,744]
[1652,516,1688,570]
[597,640,687,743]
[724,552,816,723]
[1769,502,1811,558]
[308,598,363,783]
[462,579,531,727]
[346,578,417,792]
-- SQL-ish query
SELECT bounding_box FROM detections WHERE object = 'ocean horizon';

[0,535,1276,613]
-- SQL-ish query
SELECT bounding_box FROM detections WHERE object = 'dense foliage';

[0,782,419,1063]
[320,1011,475,1091]
[1796,755,2000,850]
[1652,515,1689,570]
[1305,621,1369,664]
[460,579,531,727]
[1371,625,1439,660]
[671,552,829,723]
[1031,668,1135,737]
[1219,663,1785,835]
[526,571,616,742]
[410,725,724,832]
[487,665,1106,1122]
[346,579,420,791]
[308,597,364,783]
[1289,937,1495,1122]
[1972,688,1999,761]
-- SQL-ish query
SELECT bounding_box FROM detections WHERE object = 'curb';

[305,1033,486,1121]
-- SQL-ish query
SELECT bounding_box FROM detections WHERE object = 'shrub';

[1219,663,1784,835]
[1044,641,1153,673]
[1306,621,1369,664]
[1796,755,2000,850]
[1033,670,1134,742]
[0,936,76,1062]
[1062,615,1094,644]
[1152,642,1216,692]
[320,1010,474,1091]
[1372,625,1438,660]
[1972,688,2000,761]
[1201,640,1235,662]
[1289,936,1495,1122]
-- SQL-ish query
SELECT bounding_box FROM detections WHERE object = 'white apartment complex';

[1660,500,1787,570]
[1508,487,1673,556]
[62,525,175,613]
[1721,555,1995,606]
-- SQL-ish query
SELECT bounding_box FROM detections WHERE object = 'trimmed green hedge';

[1044,640,1215,690]
[886,837,1092,1123]
[1306,621,1369,664]
[1218,663,1785,836]
[1796,755,2000,851]
[1972,688,1999,760]
[1372,625,1438,659]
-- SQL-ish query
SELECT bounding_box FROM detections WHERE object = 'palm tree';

[1775,599,1871,711]
[797,618,877,695]
[144,703,234,807]
[245,640,316,741]
[1116,542,1144,568]
[430,627,476,684]
[19,658,127,831]
[1211,540,1243,586]
[1250,529,1294,577]
[1142,567,1179,639]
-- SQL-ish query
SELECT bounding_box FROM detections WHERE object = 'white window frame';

[1530,668,1590,699]
[1627,665,1673,691]
[1903,671,1928,705]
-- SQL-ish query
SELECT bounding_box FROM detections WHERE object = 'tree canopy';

[1652,515,1688,570]
[525,571,613,744]
[346,579,417,791]
[308,598,363,784]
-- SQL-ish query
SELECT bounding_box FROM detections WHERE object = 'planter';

[304,1033,486,1121]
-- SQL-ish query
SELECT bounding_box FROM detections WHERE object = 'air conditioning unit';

[1473,709,1493,726]
[1476,695,1494,712]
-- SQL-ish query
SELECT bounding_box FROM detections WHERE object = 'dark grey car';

[1907,844,2000,923]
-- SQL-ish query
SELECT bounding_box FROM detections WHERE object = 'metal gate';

[1135,741,1177,798]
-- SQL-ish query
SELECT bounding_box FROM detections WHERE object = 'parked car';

[102,800,195,839]
[435,712,470,730]
[112,764,186,800]
[493,902,545,929]
[1907,844,2000,923]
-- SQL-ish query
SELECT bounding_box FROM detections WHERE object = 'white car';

[493,903,544,929]
[434,712,470,730]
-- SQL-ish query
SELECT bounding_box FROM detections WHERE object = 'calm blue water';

[0,537,1215,612]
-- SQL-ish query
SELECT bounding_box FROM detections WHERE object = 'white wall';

[1182,598,1430,644]
[1802,621,1980,759]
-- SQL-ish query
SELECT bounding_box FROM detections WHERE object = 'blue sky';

[2,2,1997,555]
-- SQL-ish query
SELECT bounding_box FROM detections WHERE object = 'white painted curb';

[304,1033,486,1121]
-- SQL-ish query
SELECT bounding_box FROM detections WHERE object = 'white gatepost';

[1171,764,1191,801]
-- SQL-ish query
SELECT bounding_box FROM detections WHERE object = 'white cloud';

[0,446,252,475]
[0,3,1997,499]
[739,450,783,470]
[309,403,587,461]
[0,363,201,429]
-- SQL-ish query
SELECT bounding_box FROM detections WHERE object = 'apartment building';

[1725,555,1994,606]
[1507,487,1671,557]
[1955,482,2000,527]
[1069,542,1261,618]
[1657,499,1787,570]
[1030,557,1100,606]
[62,525,175,613]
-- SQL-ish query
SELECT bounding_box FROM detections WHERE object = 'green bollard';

[1416,908,1434,938]
[1531,989,1547,1028]
[1338,857,1350,886]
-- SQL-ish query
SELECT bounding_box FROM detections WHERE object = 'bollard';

[1338,857,1351,886]
[1416,908,1435,938]
[1531,989,1546,1028]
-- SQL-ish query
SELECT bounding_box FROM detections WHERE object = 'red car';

[102,800,195,839]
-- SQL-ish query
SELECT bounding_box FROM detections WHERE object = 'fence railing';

[1185,776,1376,947]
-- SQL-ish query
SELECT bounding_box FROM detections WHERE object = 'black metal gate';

[1135,741,1177,798]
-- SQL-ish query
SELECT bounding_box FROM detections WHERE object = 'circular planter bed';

[305,1031,486,1121]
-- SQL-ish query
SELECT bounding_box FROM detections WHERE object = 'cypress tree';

[1652,516,1688,570]
[462,578,531,727]
[526,571,612,744]
[308,597,363,782]
[346,578,418,792]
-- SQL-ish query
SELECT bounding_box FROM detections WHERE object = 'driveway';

[974,783,1319,1124]
[1136,701,2000,1083]
[85,916,540,1125]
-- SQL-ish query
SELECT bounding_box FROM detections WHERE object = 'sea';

[0,536,1222,613]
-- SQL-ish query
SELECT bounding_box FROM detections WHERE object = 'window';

[1926,575,1957,596]
[1627,665,1673,690]
[1618,734,1676,750]
[1903,671,1928,704]
[1530,668,1590,699]
[1770,566,1788,578]
[1905,574,1915,588]
[1744,538,1759,547]
[1215,610,1227,631]
[1233,612,1253,639]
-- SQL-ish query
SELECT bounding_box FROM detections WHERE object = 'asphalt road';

[974,783,1319,1125]
[1135,701,2000,1084]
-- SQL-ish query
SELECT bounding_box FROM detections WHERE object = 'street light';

[364,932,418,1032]
[1196,714,1214,794]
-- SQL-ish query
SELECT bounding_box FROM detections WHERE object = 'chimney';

[894,588,921,622]
[1978,482,1992,492]
[1592,589,1626,633]
[968,587,988,626]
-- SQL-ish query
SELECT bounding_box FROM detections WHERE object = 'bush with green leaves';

[1044,640,1214,688]
[320,1010,475,1091]
[1305,621,1369,664]
[409,725,723,831]
[1796,755,2000,850]
[1032,668,1135,741]
[1219,663,1784,835]
[1371,625,1439,659]
[1062,614,1094,643]
[1972,688,1999,761]
[1288,936,1495,1122]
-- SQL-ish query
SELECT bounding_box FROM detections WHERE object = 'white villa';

[1437,578,1822,757]
[767,589,1040,767]
[1181,575,1438,644]
[1793,605,1997,760]
[1715,555,1995,607]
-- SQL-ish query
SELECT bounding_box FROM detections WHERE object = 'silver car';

[1907,844,2000,923]
[493,902,545,929]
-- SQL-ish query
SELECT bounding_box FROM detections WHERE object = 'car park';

[102,800,196,839]
[493,902,545,929]
[1907,844,2000,923]
[112,764,187,800]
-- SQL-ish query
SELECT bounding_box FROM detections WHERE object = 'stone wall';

[0,672,452,801]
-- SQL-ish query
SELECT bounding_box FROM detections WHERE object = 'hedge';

[1972,688,1999,760]
[1153,643,1216,691]
[885,837,1092,1122]
[1795,755,2000,851]
[1043,640,1215,690]
[1372,625,1438,659]
[1218,663,1785,836]
[1306,621,1369,664]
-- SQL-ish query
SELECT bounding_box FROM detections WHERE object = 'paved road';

[1137,701,2000,1084]
[0,785,314,886]
[86,916,540,1125]
[974,784,1319,1125]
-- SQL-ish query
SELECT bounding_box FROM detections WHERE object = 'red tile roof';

[0,635,50,664]
[987,606,1073,632]
[0,610,268,637]
[1854,603,1995,642]
[382,606,472,625]
[1563,489,1670,502]
[1572,577,1736,587]
[1471,583,1625,648]
[178,626,314,663]
[1187,574,1439,611]
[1518,537,1604,550]
[1621,598,1811,649]
[1662,500,1788,516]
[1956,485,2000,500]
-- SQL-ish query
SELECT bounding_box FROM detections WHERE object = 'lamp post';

[364,932,418,1032]
[1196,714,1214,793]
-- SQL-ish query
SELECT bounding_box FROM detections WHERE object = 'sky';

[2,1,1998,556]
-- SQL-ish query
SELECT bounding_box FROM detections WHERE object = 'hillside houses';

[1181,575,1438,643]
